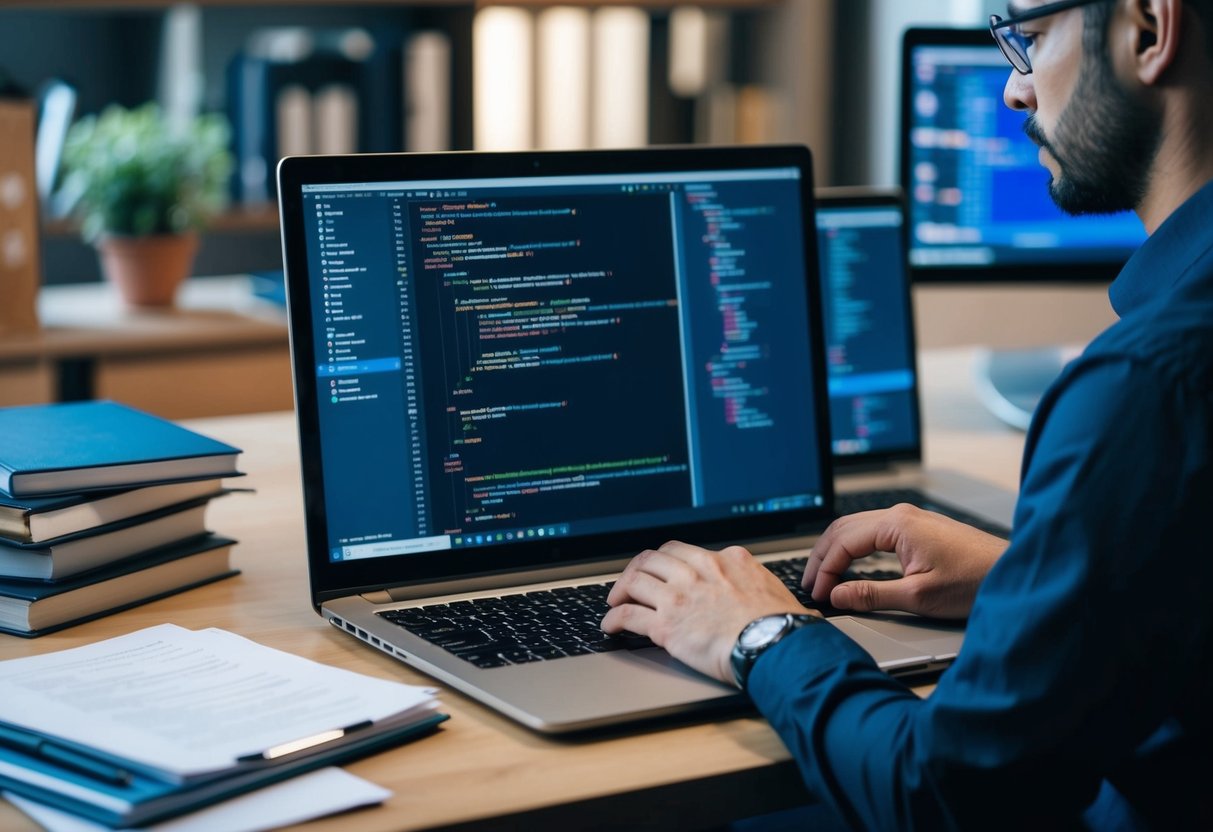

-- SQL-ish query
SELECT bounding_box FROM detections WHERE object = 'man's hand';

[805,504,1008,619]
[602,541,813,685]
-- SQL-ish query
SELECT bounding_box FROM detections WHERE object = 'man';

[602,0,1213,827]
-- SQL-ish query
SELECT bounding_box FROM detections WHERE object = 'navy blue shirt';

[749,179,1213,830]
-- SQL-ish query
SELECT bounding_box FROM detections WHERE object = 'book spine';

[590,7,650,149]
[535,7,591,150]
[472,7,534,151]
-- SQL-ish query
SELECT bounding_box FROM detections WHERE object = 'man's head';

[998,0,1213,220]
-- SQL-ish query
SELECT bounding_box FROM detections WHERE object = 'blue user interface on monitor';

[817,202,918,459]
[905,39,1146,273]
[301,168,827,563]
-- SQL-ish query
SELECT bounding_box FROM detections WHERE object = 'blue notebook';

[0,401,242,498]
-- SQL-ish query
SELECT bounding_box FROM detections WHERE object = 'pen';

[0,724,132,787]
[235,719,374,763]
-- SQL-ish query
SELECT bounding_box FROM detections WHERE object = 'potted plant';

[59,103,233,307]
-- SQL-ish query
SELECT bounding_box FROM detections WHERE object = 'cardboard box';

[0,97,41,334]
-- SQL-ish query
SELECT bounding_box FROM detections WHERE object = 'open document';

[0,624,447,827]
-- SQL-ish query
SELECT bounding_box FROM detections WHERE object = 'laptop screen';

[816,193,922,466]
[278,147,834,596]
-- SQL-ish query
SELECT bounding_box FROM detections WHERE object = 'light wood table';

[0,348,1027,831]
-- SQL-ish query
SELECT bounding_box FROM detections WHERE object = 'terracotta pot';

[96,232,199,308]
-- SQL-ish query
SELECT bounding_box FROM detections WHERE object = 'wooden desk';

[0,349,1026,831]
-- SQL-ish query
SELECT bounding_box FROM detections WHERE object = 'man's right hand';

[804,504,1008,619]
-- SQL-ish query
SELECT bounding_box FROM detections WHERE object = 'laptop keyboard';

[836,487,1010,538]
[377,558,902,669]
[379,584,626,669]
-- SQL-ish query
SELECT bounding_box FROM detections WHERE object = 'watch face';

[739,615,788,650]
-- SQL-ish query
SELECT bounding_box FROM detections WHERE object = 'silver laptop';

[815,189,1016,532]
[278,147,964,734]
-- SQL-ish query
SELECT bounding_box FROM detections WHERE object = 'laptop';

[815,189,1016,534]
[278,146,964,734]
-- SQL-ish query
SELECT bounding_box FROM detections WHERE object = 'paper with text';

[0,624,437,777]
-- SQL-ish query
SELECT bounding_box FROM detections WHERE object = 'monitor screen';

[901,28,1146,281]
[816,193,920,463]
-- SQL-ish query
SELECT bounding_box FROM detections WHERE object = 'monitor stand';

[971,346,1081,431]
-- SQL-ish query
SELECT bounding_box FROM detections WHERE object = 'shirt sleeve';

[746,354,1213,829]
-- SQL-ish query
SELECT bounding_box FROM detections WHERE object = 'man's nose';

[1003,70,1036,112]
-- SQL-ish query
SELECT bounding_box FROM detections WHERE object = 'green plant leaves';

[60,103,234,241]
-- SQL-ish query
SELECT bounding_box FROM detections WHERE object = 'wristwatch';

[730,613,823,691]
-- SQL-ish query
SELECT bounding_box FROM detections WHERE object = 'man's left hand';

[601,540,815,685]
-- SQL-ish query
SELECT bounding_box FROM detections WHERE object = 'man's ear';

[1130,0,1182,85]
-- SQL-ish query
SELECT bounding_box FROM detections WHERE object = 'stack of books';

[0,400,245,637]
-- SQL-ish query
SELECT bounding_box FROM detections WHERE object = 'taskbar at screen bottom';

[328,492,824,563]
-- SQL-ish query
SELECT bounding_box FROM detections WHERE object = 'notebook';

[278,147,967,734]
[815,189,1016,534]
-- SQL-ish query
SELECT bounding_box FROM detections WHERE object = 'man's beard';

[1023,48,1161,215]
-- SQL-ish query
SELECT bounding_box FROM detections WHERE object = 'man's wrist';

[730,613,824,691]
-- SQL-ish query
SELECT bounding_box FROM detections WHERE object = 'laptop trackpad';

[847,613,966,660]
[827,616,937,670]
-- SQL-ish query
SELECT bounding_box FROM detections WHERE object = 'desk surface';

[0,349,1026,831]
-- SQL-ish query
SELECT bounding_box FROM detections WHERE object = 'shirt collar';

[1109,178,1213,316]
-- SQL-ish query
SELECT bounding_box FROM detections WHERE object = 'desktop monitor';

[900,27,1146,284]
[899,28,1147,427]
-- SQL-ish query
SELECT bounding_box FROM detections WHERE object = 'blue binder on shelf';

[226,27,404,204]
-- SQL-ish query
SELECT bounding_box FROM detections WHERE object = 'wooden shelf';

[43,204,281,240]
[0,276,294,419]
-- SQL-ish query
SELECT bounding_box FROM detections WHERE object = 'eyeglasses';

[989,0,1112,74]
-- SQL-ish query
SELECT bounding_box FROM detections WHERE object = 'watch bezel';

[730,612,822,691]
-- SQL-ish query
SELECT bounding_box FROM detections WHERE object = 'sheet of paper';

[0,624,437,776]
[4,767,391,832]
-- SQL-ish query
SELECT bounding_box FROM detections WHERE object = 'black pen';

[0,724,132,787]
[235,719,374,763]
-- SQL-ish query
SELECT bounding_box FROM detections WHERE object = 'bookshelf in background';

[0,0,832,288]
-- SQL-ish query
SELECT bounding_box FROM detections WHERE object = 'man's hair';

[1084,0,1213,59]
[1191,0,1213,55]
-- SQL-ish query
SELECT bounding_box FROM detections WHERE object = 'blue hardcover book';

[0,534,238,636]
[0,478,228,544]
[0,493,226,580]
[0,401,242,498]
